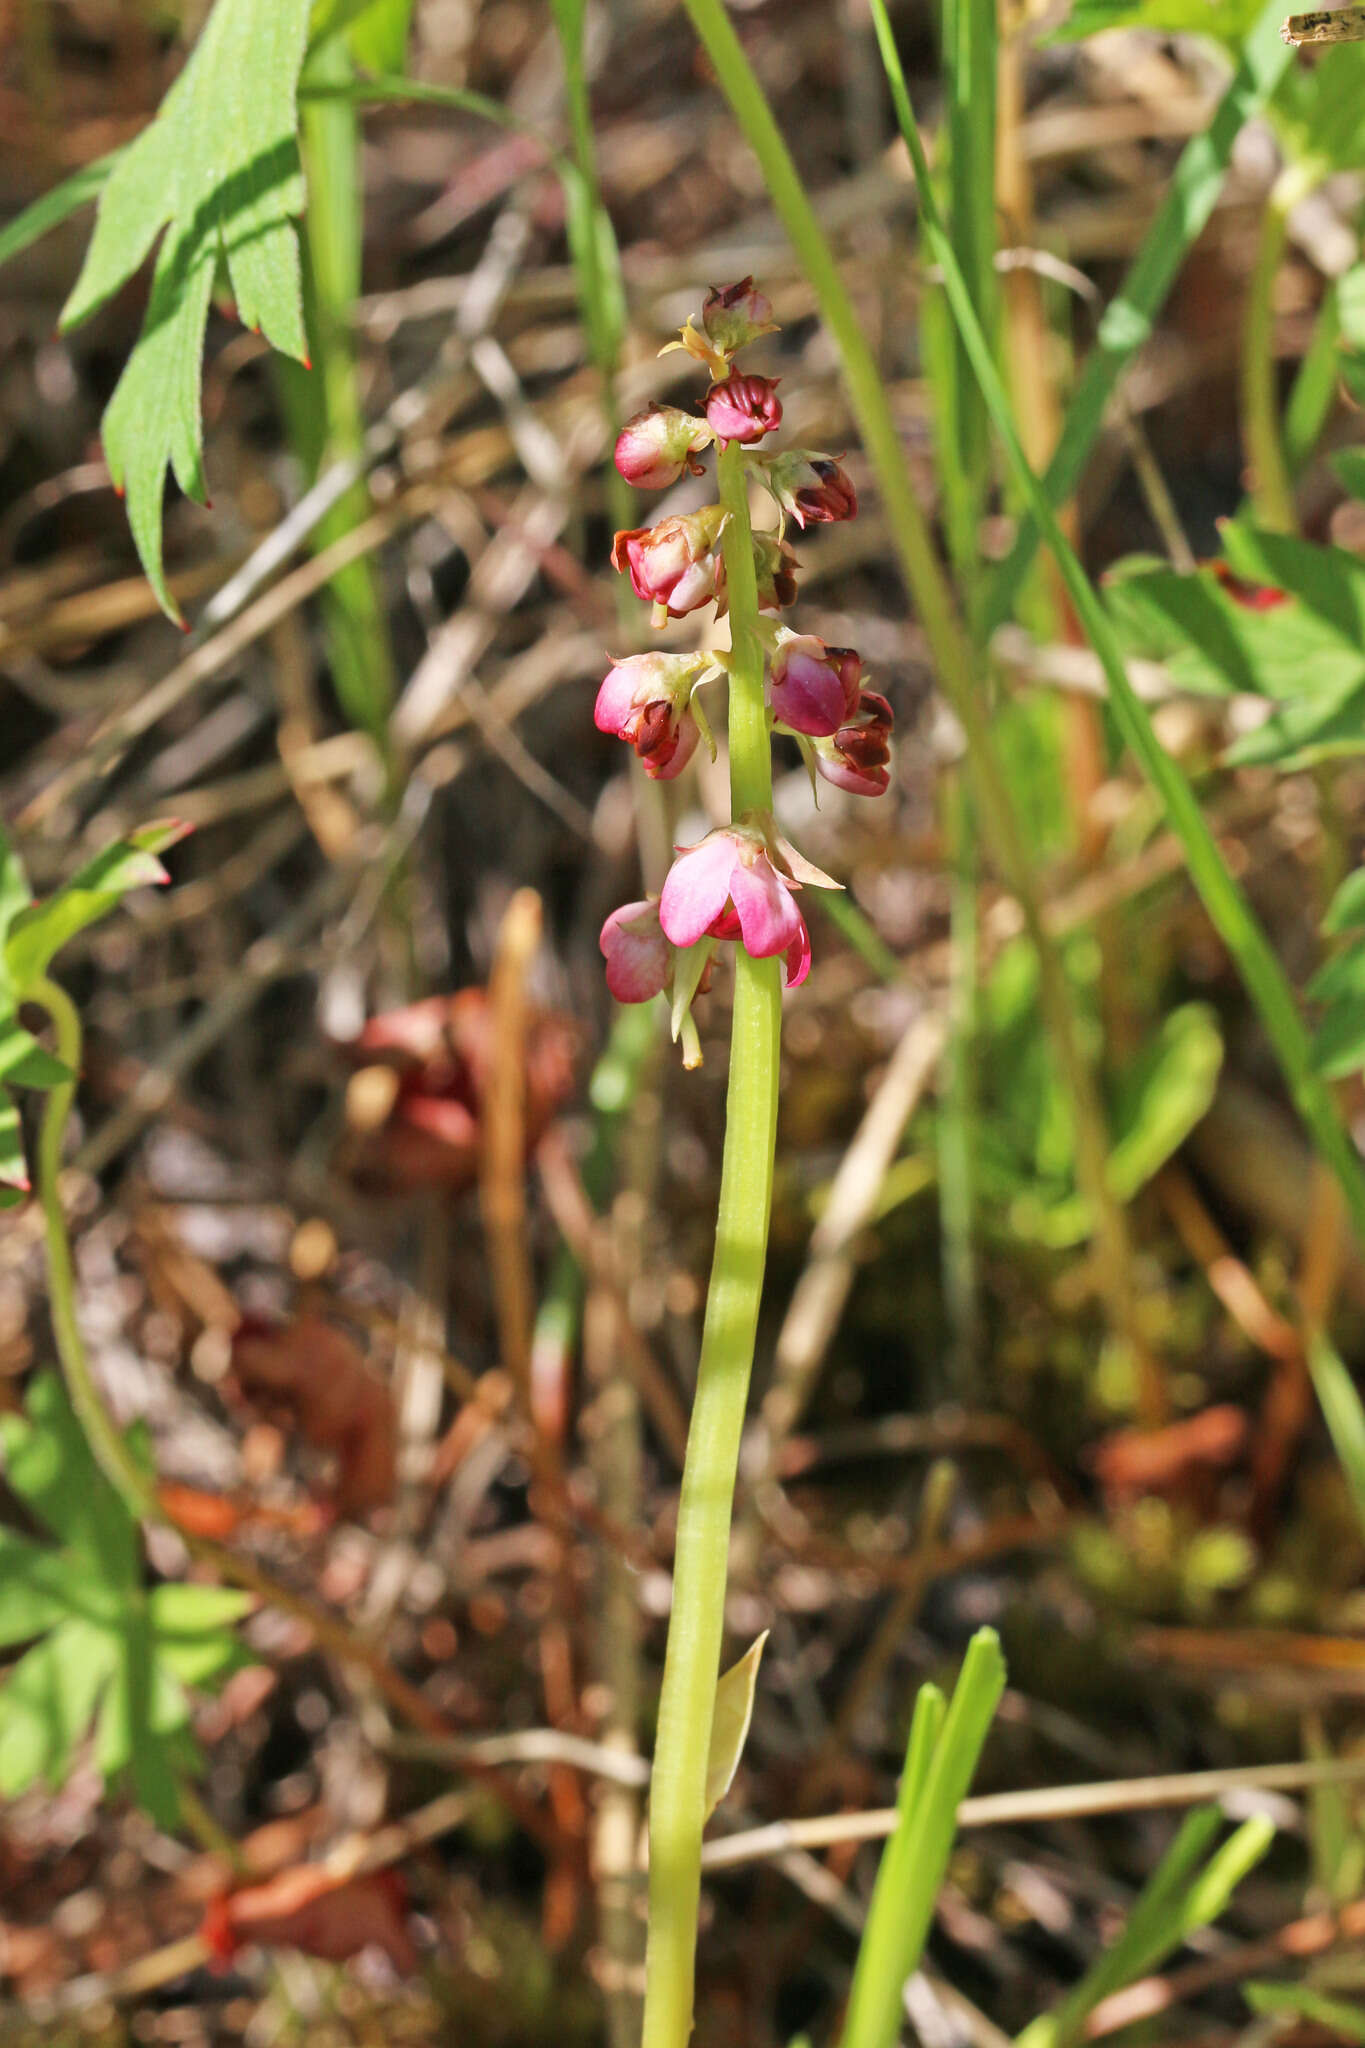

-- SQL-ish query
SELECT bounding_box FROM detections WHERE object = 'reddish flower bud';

[705,373,782,446]
[594,653,705,780]
[600,899,672,1004]
[701,277,778,356]
[764,451,858,528]
[715,530,799,617]
[611,505,726,620]
[613,404,713,489]
[814,689,894,797]
[769,633,861,737]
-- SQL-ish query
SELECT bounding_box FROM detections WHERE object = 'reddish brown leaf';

[229,1314,397,1514]
[202,1867,417,1974]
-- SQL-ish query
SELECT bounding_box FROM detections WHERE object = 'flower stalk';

[590,285,890,2044]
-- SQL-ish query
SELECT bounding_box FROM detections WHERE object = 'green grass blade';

[981,0,1292,635]
[839,1630,1005,2048]
[1308,1330,1365,1536]
[867,0,1365,1246]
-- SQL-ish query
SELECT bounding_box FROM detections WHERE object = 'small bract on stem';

[593,280,894,2048]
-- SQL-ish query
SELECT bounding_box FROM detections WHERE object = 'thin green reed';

[863,0,1365,1244]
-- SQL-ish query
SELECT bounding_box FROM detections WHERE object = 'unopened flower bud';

[764,451,858,528]
[594,653,705,780]
[715,530,799,617]
[814,689,894,796]
[705,373,782,446]
[613,404,713,490]
[611,505,727,621]
[599,900,672,1004]
[769,634,862,736]
[701,277,778,356]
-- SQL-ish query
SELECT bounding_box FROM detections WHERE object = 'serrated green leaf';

[59,0,311,620]
[1324,867,1365,934]
[344,0,417,70]
[704,1632,767,1820]
[1050,0,1259,45]
[0,1531,80,1646]
[0,153,118,273]
[0,1372,138,1582]
[0,1020,71,1091]
[1313,998,1365,1080]
[0,1618,119,1797]
[5,820,188,993]
[0,1086,28,1199]
[1331,446,1365,505]
[1105,555,1364,702]
[1225,682,1365,768]
[1307,941,1365,1005]
[1271,41,1365,179]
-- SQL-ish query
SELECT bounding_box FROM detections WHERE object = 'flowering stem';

[642,437,782,2048]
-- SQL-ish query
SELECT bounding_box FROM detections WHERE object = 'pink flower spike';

[705,373,782,446]
[770,634,862,736]
[600,900,672,1004]
[614,404,713,490]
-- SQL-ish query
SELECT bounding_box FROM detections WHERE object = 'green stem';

[287,32,397,762]
[679,0,1148,1403]
[32,976,155,1519]
[1242,167,1311,535]
[641,439,782,2048]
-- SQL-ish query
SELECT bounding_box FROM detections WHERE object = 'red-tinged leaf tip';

[301,355,312,372]
[113,483,125,500]
[178,616,191,633]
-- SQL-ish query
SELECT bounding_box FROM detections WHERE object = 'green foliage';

[1050,0,1262,50]
[0,1374,252,1826]
[0,819,186,1204]
[1245,1980,1365,2039]
[1017,1806,1274,2048]
[56,0,313,620]
[971,942,1222,1247]
[839,1631,1005,2048]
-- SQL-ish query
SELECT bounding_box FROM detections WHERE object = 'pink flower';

[764,452,858,528]
[814,690,894,796]
[705,373,782,446]
[769,634,861,736]
[594,653,704,780]
[659,824,813,987]
[600,900,672,1003]
[611,505,726,620]
[613,404,713,490]
[701,277,778,356]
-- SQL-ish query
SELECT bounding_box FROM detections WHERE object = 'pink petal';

[600,901,670,1003]
[659,834,740,948]
[783,913,812,988]
[728,857,803,959]
[594,662,640,736]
